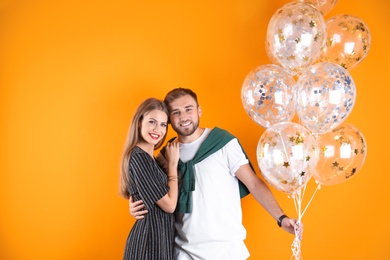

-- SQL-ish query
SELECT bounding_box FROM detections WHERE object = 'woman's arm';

[155,141,180,213]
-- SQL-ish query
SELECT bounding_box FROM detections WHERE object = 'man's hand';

[129,196,148,219]
[282,217,303,240]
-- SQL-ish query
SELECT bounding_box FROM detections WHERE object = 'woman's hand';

[164,140,180,169]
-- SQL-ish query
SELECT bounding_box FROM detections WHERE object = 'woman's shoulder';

[129,146,152,162]
[130,146,142,153]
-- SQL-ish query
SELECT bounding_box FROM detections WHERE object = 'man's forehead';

[169,96,197,109]
[169,104,195,111]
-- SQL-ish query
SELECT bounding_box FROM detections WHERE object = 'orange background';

[1,0,388,259]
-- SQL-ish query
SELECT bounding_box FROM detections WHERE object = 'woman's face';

[139,109,168,146]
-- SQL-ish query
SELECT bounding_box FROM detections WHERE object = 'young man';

[130,88,298,259]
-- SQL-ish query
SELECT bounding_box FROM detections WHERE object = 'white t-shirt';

[174,128,250,260]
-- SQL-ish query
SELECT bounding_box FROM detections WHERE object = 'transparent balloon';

[296,0,338,16]
[265,39,280,65]
[241,64,296,128]
[314,122,367,185]
[257,122,318,194]
[266,2,326,75]
[295,62,356,134]
[319,14,371,71]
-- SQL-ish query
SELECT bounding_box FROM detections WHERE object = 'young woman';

[119,98,179,260]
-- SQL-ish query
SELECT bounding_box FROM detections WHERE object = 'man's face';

[167,94,201,137]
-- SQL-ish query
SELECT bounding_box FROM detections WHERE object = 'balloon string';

[292,190,301,219]
[291,193,302,260]
[290,182,321,259]
[301,184,320,218]
[290,219,302,260]
[293,185,305,218]
[277,131,291,165]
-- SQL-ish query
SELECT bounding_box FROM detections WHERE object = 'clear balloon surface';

[296,0,338,16]
[266,2,326,75]
[314,123,367,185]
[295,62,356,134]
[257,122,318,194]
[241,64,296,128]
[320,14,371,70]
[265,39,280,65]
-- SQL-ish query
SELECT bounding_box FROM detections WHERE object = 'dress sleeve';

[129,152,170,210]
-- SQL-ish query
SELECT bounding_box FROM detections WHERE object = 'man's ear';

[198,106,202,117]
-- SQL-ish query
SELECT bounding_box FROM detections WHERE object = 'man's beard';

[172,120,199,137]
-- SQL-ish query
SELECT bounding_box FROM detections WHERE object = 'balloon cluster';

[241,0,369,193]
[241,1,370,258]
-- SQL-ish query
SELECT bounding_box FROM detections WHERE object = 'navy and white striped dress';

[123,146,174,260]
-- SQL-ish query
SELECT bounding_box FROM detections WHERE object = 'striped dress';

[123,146,174,260]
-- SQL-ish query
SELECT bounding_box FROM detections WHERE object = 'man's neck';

[178,127,206,144]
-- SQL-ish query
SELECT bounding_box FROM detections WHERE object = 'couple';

[119,87,298,260]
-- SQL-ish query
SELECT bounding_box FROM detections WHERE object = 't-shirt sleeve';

[129,152,169,209]
[225,138,250,176]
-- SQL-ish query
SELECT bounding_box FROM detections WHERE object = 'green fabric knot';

[163,127,254,213]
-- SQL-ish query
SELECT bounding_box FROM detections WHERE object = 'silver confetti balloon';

[241,64,296,129]
[295,62,356,134]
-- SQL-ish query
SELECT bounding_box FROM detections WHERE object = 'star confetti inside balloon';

[296,0,339,16]
[257,122,318,194]
[314,122,367,186]
[266,2,326,75]
[319,14,371,71]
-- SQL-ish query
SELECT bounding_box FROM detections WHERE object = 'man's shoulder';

[210,127,236,139]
